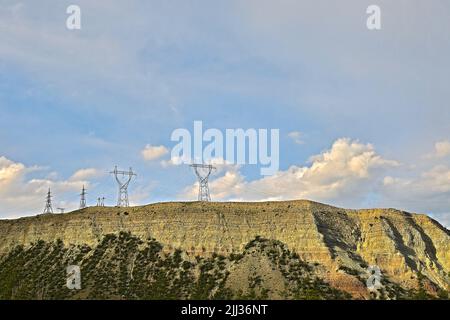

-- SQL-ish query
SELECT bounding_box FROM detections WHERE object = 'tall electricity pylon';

[43,188,53,214]
[110,166,136,207]
[79,185,87,209]
[190,164,215,202]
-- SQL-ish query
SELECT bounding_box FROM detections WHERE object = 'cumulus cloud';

[0,156,26,189]
[141,145,169,161]
[180,138,398,205]
[0,156,97,218]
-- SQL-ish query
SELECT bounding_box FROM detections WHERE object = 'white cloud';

[160,156,183,168]
[399,141,450,222]
[177,138,450,227]
[0,156,26,189]
[434,141,450,158]
[179,167,245,201]
[141,145,169,161]
[426,140,450,159]
[0,156,97,218]
[287,131,304,145]
[70,168,104,181]
[180,138,398,205]
[382,165,450,215]
[177,158,241,200]
[128,181,158,206]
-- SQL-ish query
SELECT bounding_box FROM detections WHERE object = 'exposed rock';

[0,200,448,299]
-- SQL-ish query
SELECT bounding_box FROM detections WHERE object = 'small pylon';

[190,164,215,202]
[97,197,105,207]
[57,208,65,214]
[79,185,87,209]
[43,188,53,214]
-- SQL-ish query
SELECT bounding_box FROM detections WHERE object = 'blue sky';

[0,0,449,227]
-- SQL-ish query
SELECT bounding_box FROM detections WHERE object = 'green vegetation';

[0,233,446,300]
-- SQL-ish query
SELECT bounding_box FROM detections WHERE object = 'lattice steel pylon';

[190,164,215,202]
[43,188,53,214]
[110,166,136,207]
[79,185,87,209]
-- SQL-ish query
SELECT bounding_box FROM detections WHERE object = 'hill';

[0,200,448,299]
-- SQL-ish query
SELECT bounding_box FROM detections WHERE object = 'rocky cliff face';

[0,200,448,299]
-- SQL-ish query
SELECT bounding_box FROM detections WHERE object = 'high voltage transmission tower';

[79,185,87,209]
[190,164,215,202]
[110,166,136,207]
[43,188,53,214]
